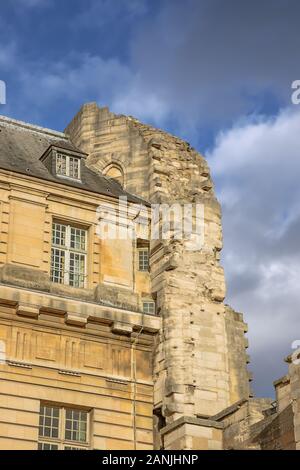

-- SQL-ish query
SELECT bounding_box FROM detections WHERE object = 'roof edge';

[0,115,67,140]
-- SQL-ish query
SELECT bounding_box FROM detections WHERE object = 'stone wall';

[221,358,300,450]
[65,103,151,200]
[225,306,251,403]
[251,404,296,450]
[221,398,273,449]
[66,103,251,449]
[289,359,300,449]
[274,375,291,413]
[0,283,160,450]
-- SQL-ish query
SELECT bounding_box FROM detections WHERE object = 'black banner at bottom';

[0,450,299,467]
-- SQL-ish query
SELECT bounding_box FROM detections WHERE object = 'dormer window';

[56,153,80,180]
[39,141,87,183]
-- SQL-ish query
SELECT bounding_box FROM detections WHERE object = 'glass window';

[38,404,90,451]
[143,301,155,315]
[51,223,87,288]
[138,248,149,271]
[39,405,60,439]
[38,442,59,450]
[69,157,80,179]
[65,409,88,443]
[56,153,80,180]
[56,154,67,177]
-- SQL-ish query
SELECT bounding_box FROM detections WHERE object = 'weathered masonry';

[0,104,299,450]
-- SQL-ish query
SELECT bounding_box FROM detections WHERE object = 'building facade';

[0,104,299,450]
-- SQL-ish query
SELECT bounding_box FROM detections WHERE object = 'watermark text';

[0,80,6,105]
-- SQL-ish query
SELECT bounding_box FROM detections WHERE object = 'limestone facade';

[1,103,295,450]
[0,114,157,450]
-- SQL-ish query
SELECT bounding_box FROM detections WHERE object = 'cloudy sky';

[1,0,300,396]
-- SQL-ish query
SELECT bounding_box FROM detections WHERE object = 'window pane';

[38,442,59,450]
[39,405,60,439]
[143,302,155,315]
[70,227,86,251]
[56,154,67,176]
[65,409,88,443]
[138,249,149,271]
[69,157,80,179]
[69,252,85,288]
[51,248,65,284]
[52,223,66,247]
[64,446,84,450]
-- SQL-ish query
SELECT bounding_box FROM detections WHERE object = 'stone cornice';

[0,283,160,335]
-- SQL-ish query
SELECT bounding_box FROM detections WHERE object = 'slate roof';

[0,115,147,205]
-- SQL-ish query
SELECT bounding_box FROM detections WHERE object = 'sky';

[0,0,300,397]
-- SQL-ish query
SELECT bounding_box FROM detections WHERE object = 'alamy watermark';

[0,80,6,105]
[96,196,205,251]
[291,340,300,365]
[291,80,300,104]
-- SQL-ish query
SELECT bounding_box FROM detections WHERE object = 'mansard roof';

[0,115,147,205]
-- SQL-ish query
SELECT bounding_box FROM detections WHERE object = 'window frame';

[138,247,149,272]
[38,404,90,451]
[56,153,81,181]
[51,222,88,289]
[142,300,156,315]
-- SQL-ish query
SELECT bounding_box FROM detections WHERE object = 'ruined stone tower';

[66,103,251,449]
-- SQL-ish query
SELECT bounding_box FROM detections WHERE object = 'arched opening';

[103,164,124,187]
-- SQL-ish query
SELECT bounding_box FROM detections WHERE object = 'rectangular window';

[138,248,149,271]
[143,301,155,315]
[38,442,59,450]
[56,153,80,180]
[51,223,87,288]
[38,404,90,450]
[39,405,60,439]
[65,409,87,442]
[56,154,67,177]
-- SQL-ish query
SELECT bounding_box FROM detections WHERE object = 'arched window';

[103,164,124,187]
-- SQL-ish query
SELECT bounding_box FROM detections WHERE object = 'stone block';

[0,264,50,291]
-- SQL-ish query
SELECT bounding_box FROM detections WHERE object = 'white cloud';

[208,108,300,395]
[1,46,168,128]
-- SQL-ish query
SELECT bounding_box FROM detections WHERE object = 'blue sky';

[1,0,300,397]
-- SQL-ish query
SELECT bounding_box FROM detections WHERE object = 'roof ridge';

[0,115,67,139]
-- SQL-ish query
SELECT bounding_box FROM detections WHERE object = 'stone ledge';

[7,360,32,369]
[273,374,290,387]
[0,283,161,334]
[0,264,50,292]
[65,313,87,327]
[58,369,81,377]
[210,399,248,421]
[161,416,224,436]
[17,304,39,319]
[111,321,133,335]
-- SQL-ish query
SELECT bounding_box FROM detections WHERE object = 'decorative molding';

[58,369,81,377]
[111,321,133,336]
[7,360,32,369]
[17,304,39,319]
[65,313,88,327]
[106,378,128,386]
